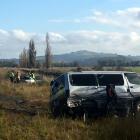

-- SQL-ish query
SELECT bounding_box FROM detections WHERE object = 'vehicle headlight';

[67,99,81,108]
[67,100,75,108]
[137,104,140,112]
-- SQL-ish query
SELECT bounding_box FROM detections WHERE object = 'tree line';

[98,59,140,67]
[19,33,52,69]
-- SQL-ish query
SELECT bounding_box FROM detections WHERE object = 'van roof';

[67,71,136,75]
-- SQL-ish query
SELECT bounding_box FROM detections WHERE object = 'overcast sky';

[1,0,140,58]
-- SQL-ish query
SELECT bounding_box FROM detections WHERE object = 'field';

[0,67,140,140]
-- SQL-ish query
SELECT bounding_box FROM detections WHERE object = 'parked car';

[20,75,36,83]
[50,71,140,120]
[20,74,43,84]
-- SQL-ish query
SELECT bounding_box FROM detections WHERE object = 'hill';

[37,50,140,66]
[1,50,140,66]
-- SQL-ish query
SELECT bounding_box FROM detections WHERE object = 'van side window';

[51,81,58,95]
[52,75,65,95]
[125,73,140,85]
[97,74,124,86]
[69,74,97,86]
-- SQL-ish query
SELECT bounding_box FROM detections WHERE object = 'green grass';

[125,67,140,73]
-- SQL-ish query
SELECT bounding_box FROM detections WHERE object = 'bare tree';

[28,39,36,68]
[45,33,52,69]
[19,48,28,67]
[19,52,23,67]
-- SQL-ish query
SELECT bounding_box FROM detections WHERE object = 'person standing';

[15,71,21,83]
[9,71,15,83]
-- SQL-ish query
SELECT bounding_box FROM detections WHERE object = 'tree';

[45,33,52,69]
[19,48,28,68]
[28,39,36,68]
[19,53,23,67]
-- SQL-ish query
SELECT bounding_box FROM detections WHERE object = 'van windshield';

[97,74,124,86]
[125,73,140,85]
[69,74,97,86]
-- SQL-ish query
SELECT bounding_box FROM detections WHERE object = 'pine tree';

[28,39,36,68]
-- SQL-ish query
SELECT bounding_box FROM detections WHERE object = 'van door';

[124,73,140,96]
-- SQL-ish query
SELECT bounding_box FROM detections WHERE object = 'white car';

[21,75,36,83]
[25,77,36,83]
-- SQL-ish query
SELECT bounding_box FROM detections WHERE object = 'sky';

[1,0,140,58]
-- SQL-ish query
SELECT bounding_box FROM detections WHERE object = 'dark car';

[50,71,140,120]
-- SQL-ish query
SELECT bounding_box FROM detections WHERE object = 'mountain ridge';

[1,50,140,66]
[37,50,140,66]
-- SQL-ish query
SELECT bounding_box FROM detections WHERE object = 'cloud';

[49,32,66,43]
[0,29,43,58]
[48,7,140,31]
[85,10,117,25]
[11,30,33,42]
[116,8,140,18]
[3,7,140,58]
[86,8,140,30]
[0,29,66,58]
[1,28,140,58]
[51,30,140,56]
[25,30,138,57]
[0,29,9,36]
[48,9,115,25]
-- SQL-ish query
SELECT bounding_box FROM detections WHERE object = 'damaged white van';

[50,71,140,118]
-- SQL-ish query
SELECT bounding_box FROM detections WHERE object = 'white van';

[50,71,140,117]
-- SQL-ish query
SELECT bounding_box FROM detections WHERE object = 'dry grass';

[0,68,140,140]
[0,112,140,140]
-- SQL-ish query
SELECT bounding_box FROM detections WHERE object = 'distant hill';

[37,50,140,66]
[53,50,118,62]
[0,58,19,67]
[1,50,140,67]
[37,50,119,63]
[0,58,19,64]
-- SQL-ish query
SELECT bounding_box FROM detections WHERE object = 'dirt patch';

[0,94,49,116]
